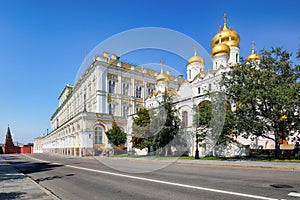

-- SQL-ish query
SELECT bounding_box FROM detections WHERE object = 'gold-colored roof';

[246,41,261,62]
[187,44,204,65]
[156,59,169,82]
[187,55,204,65]
[156,72,169,82]
[211,13,240,48]
[211,34,230,57]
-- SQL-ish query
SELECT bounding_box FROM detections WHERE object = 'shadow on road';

[0,192,27,199]
[2,155,64,175]
[35,173,75,183]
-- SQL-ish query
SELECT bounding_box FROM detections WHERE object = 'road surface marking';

[65,165,277,200]
[288,192,300,198]
[25,155,278,200]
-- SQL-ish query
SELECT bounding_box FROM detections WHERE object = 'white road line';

[25,155,278,200]
[288,192,300,198]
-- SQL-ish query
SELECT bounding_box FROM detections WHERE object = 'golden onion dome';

[246,41,261,62]
[187,44,204,65]
[156,59,169,82]
[211,34,230,57]
[226,38,239,47]
[211,13,240,48]
[187,55,204,65]
[156,72,169,82]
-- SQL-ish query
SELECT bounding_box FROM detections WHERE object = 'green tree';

[152,91,181,156]
[105,123,127,147]
[221,48,300,158]
[131,108,153,152]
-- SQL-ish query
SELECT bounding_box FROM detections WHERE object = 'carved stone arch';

[93,123,106,145]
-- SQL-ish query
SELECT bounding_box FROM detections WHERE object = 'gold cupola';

[246,41,261,62]
[211,34,230,57]
[156,59,169,83]
[211,13,240,48]
[187,44,204,65]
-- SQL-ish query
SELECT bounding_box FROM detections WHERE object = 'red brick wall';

[20,146,33,154]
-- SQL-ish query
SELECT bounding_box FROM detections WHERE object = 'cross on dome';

[193,43,197,56]
[223,12,227,28]
[251,40,255,54]
[160,58,164,73]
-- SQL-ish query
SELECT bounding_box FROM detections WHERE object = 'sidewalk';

[0,156,58,200]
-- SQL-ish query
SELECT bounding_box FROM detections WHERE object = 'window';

[94,127,103,144]
[122,83,129,95]
[208,84,212,91]
[135,86,142,98]
[136,107,141,113]
[123,105,129,118]
[236,53,239,63]
[182,111,188,127]
[198,87,201,94]
[108,103,115,115]
[189,69,191,79]
[148,87,154,96]
[108,80,115,93]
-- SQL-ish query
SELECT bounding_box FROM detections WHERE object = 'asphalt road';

[6,154,300,200]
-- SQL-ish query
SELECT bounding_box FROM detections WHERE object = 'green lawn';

[259,157,300,163]
[112,154,300,162]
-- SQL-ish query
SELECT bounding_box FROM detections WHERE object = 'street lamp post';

[195,132,200,159]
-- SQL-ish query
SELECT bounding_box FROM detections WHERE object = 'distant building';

[33,137,43,153]
[2,126,33,154]
[2,126,20,154]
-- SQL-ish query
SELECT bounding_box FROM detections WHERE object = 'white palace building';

[34,14,273,157]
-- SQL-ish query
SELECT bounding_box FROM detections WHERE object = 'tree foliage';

[131,92,183,156]
[105,123,127,147]
[152,91,181,156]
[221,48,300,157]
[131,108,153,150]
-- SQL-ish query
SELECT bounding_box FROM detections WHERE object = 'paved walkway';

[0,156,58,200]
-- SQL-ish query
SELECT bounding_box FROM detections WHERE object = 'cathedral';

[34,13,271,157]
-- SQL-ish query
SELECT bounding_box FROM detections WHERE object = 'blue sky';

[0,0,299,144]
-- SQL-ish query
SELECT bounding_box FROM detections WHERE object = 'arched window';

[122,83,127,95]
[182,111,188,128]
[108,103,115,115]
[94,127,103,144]
[109,80,116,93]
[123,105,129,118]
[135,86,142,98]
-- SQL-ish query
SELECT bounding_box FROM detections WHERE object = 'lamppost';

[195,131,200,159]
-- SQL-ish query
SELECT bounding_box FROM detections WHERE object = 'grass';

[112,154,229,161]
[112,154,300,162]
[259,157,300,163]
